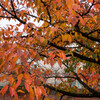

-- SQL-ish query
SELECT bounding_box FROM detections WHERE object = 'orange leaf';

[57,52,67,60]
[0,74,6,81]
[29,86,35,100]
[5,0,8,4]
[66,0,74,10]
[40,37,45,43]
[24,73,32,84]
[34,86,42,100]
[17,90,25,93]
[39,86,47,97]
[62,34,72,43]
[62,34,68,42]
[88,0,93,3]
[68,35,72,43]
[23,24,28,32]
[8,75,15,85]
[0,61,5,73]
[17,73,23,81]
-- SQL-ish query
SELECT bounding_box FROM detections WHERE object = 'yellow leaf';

[95,58,98,61]
[62,34,68,42]
[68,35,72,43]
[17,74,23,81]
[75,32,78,38]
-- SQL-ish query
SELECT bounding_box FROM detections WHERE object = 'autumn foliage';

[0,0,100,99]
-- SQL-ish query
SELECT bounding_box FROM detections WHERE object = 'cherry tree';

[0,0,100,99]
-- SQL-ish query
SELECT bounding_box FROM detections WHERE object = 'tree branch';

[44,84,100,98]
[0,3,14,16]
[45,75,76,79]
[87,29,100,35]
[0,3,26,24]
[73,72,100,95]
[24,13,50,23]
[48,42,100,65]
[62,63,100,96]
[41,0,51,24]
[0,16,14,18]
[10,0,16,16]
[60,94,65,100]
[74,39,94,52]
[82,0,95,16]
[74,0,95,17]
[80,31,100,42]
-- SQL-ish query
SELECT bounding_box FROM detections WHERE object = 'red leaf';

[14,91,18,100]
[34,86,42,100]
[9,87,15,97]
[49,51,55,59]
[34,86,47,100]
[50,59,55,67]
[9,87,18,99]
[57,52,67,60]
[17,49,23,57]
[25,82,30,92]
[15,80,21,90]
[57,57,62,67]
[34,78,41,86]
[0,85,8,95]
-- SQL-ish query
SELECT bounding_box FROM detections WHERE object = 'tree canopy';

[0,0,100,99]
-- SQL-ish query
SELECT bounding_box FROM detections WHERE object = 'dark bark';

[48,42,100,65]
[44,84,100,98]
